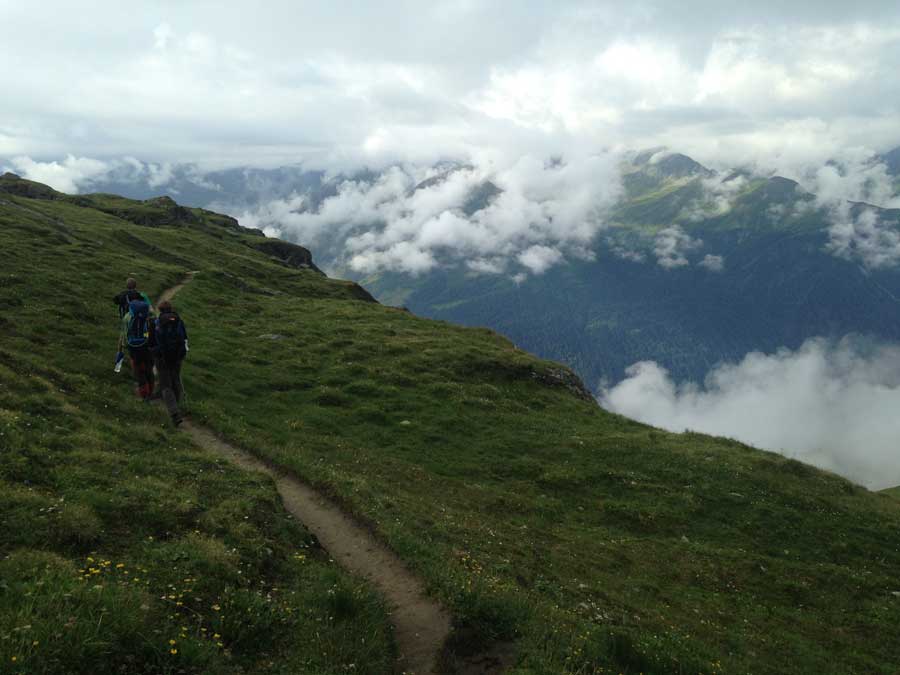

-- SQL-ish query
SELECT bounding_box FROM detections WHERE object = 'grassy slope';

[3,187,900,673]
[0,195,393,674]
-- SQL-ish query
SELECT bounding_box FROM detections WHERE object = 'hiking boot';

[172,415,183,427]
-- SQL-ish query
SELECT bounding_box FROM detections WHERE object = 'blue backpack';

[126,300,151,348]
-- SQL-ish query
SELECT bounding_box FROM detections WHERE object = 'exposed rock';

[344,282,378,303]
[145,196,179,209]
[530,366,595,403]
[194,208,242,231]
[250,239,325,275]
[118,198,201,227]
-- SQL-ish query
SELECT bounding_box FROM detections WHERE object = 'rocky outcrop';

[343,282,378,303]
[249,239,325,275]
[530,366,595,403]
[99,195,203,228]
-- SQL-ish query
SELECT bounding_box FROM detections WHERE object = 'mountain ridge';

[352,149,900,388]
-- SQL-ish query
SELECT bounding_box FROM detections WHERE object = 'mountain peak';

[632,149,713,179]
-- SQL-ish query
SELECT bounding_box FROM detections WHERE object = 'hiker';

[149,300,188,426]
[119,293,155,400]
[113,277,153,318]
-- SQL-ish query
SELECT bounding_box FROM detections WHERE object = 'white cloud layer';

[4,155,112,193]
[654,226,703,268]
[698,254,725,271]
[600,337,900,489]
[826,206,900,270]
[241,153,621,276]
[1,155,183,194]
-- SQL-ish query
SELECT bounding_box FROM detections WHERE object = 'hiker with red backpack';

[118,282,155,400]
[149,300,189,426]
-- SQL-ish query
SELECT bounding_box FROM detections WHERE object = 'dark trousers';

[129,346,155,399]
[155,356,183,421]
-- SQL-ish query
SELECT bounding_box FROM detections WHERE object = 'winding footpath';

[158,274,453,675]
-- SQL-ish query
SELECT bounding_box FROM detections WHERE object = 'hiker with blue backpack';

[149,300,189,426]
[117,278,155,400]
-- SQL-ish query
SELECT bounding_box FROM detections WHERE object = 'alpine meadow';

[4,1,900,674]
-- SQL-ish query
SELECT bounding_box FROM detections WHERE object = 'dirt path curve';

[159,274,452,675]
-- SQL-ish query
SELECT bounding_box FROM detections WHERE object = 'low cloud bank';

[653,225,703,268]
[241,153,621,278]
[600,337,900,489]
[4,155,112,193]
[826,205,900,270]
[1,155,180,193]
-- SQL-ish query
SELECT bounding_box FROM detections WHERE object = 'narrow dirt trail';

[158,274,453,675]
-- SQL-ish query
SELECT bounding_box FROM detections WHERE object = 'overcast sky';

[2,0,899,172]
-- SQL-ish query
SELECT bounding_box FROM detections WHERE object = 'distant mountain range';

[354,149,900,387]
[79,147,900,389]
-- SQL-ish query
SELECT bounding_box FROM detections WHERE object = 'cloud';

[699,253,725,271]
[683,173,750,221]
[7,155,112,193]
[826,206,900,269]
[779,148,900,210]
[518,245,564,274]
[245,152,622,276]
[3,154,185,194]
[600,337,900,489]
[467,257,507,274]
[653,225,703,268]
[147,162,175,188]
[610,245,646,263]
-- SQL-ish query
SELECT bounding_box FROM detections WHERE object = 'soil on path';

[159,274,453,675]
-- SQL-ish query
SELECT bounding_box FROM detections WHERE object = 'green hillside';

[3,176,900,674]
